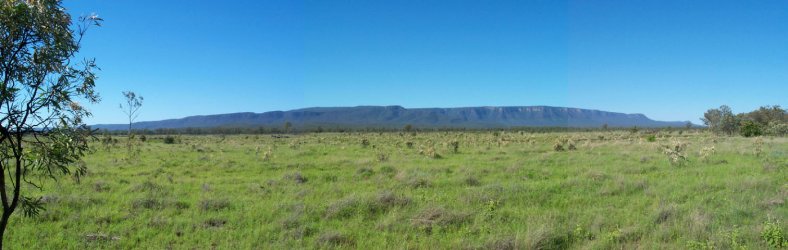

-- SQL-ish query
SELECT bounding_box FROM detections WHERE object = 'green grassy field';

[5,131,786,249]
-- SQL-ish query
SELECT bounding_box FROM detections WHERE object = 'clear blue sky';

[65,0,787,125]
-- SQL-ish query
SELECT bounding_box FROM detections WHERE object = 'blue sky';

[65,1,787,124]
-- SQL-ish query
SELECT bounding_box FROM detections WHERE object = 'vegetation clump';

[450,141,460,153]
[163,136,178,144]
[699,146,715,163]
[761,218,785,248]
[662,140,688,166]
[410,206,469,233]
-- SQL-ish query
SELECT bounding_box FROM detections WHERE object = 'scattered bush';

[765,122,788,136]
[163,136,177,144]
[324,197,360,219]
[464,176,481,186]
[553,140,565,152]
[84,233,120,242]
[284,172,307,184]
[567,139,577,150]
[377,152,389,162]
[131,198,164,210]
[762,218,785,248]
[316,231,355,247]
[368,191,410,213]
[740,120,762,137]
[420,145,442,159]
[754,137,765,156]
[203,218,227,228]
[325,191,411,219]
[485,237,517,250]
[450,141,460,153]
[410,206,469,233]
[199,199,231,211]
[662,140,688,166]
[699,146,715,163]
[356,167,375,178]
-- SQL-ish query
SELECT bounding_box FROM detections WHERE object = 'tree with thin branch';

[0,1,102,247]
[119,90,142,152]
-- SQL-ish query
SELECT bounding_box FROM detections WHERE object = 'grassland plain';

[4,131,786,249]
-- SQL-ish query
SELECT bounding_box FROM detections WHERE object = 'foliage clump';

[553,137,576,151]
[662,140,688,166]
[698,146,715,163]
[450,141,460,153]
[761,217,785,248]
[410,206,469,233]
[163,136,178,144]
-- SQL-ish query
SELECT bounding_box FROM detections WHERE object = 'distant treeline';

[95,125,698,135]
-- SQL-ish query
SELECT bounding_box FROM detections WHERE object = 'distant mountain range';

[90,106,691,130]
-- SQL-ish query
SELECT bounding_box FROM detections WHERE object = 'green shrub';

[765,122,788,136]
[450,141,459,153]
[740,120,762,137]
[762,218,785,248]
[163,136,177,144]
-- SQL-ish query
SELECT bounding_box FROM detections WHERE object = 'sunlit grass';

[5,131,786,249]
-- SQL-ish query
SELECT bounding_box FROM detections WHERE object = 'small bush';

[316,232,354,247]
[699,146,715,163]
[411,206,470,232]
[356,167,375,178]
[739,120,762,137]
[203,218,227,228]
[567,140,577,150]
[762,218,785,248]
[764,122,788,136]
[553,141,565,151]
[485,237,517,250]
[84,233,120,242]
[93,181,110,192]
[421,145,442,159]
[199,199,231,211]
[379,166,396,176]
[368,191,410,213]
[662,140,688,166]
[163,136,177,144]
[377,152,389,162]
[646,135,656,142]
[131,198,163,210]
[284,172,307,184]
[450,141,459,153]
[464,176,481,186]
[325,196,359,219]
[754,137,765,156]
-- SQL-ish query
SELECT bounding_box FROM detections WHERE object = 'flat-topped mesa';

[91,106,690,130]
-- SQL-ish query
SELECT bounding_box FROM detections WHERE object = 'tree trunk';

[0,209,11,250]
